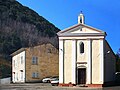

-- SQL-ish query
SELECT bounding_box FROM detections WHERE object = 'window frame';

[32,56,38,65]
[20,71,23,80]
[21,56,23,64]
[80,42,84,54]
[32,72,39,78]
[13,60,15,67]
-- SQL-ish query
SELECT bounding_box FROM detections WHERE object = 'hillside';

[0,0,60,78]
[0,59,11,78]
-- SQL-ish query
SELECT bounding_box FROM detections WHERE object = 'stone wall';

[0,77,11,84]
[25,44,59,82]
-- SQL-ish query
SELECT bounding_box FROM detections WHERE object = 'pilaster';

[100,39,104,84]
[72,40,76,84]
[59,39,64,83]
[87,39,92,84]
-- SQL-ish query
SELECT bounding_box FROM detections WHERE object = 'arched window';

[80,17,82,23]
[80,42,84,53]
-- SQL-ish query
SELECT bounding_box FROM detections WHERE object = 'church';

[57,13,116,87]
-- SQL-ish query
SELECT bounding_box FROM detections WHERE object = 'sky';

[16,0,120,53]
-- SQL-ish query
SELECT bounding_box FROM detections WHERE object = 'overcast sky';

[16,0,120,53]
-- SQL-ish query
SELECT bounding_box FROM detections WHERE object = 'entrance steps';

[76,84,88,87]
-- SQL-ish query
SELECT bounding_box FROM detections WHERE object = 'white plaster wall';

[77,40,88,63]
[76,39,92,84]
[59,40,64,83]
[64,40,72,83]
[12,51,25,83]
[92,40,101,84]
[58,24,107,85]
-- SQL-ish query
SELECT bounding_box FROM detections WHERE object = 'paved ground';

[0,83,120,90]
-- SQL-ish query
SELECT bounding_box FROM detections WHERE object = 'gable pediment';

[57,24,106,37]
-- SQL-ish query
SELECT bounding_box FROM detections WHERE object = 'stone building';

[11,43,59,83]
[57,13,116,87]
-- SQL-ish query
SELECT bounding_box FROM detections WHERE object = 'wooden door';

[78,68,86,84]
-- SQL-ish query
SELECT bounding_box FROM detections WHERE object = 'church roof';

[57,23,107,37]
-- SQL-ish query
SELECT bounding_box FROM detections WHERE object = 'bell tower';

[78,11,85,24]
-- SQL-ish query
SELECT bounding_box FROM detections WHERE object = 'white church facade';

[57,13,116,87]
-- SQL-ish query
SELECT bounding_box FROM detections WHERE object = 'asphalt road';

[0,83,120,90]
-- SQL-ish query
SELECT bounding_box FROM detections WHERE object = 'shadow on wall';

[116,72,120,83]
